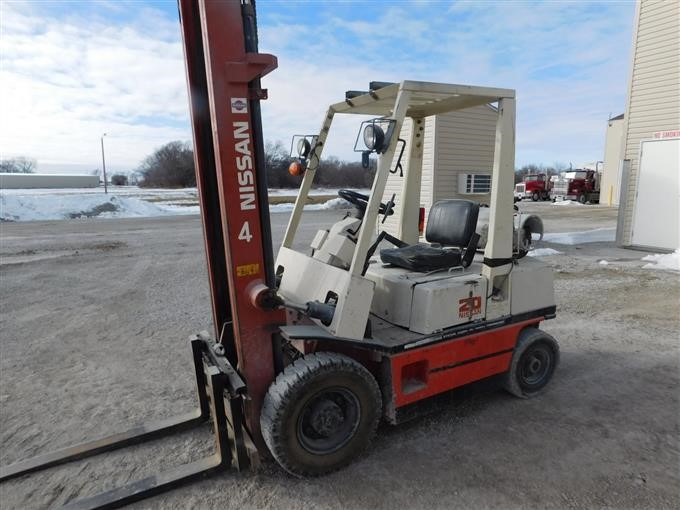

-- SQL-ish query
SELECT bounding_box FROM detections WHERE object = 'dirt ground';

[1,203,678,509]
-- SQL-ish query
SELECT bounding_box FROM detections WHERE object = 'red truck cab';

[552,169,600,204]
[514,173,552,202]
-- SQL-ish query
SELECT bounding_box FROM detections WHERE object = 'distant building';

[0,173,99,189]
[601,114,625,206]
[614,0,679,251]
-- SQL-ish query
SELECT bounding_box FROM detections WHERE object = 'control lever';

[381,193,396,223]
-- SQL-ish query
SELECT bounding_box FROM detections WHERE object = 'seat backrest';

[425,199,480,247]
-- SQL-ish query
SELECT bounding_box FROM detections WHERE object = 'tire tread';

[261,352,381,477]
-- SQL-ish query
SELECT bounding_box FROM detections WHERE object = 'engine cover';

[365,263,487,334]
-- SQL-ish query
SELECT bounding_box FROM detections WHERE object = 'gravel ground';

[1,203,678,509]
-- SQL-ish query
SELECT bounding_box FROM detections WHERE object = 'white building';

[614,0,679,251]
[381,104,497,240]
[0,173,99,189]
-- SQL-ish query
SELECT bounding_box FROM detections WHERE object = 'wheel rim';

[297,387,361,455]
[518,343,553,390]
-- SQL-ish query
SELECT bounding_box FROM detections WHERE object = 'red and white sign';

[653,130,680,140]
[458,296,482,319]
[230,97,248,114]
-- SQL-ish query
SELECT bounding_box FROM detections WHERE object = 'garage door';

[631,138,680,250]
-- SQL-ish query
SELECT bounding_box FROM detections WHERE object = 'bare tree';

[111,174,129,186]
[138,141,196,188]
[0,157,36,173]
[265,140,375,189]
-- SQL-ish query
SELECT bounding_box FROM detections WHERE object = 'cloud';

[258,1,635,165]
[0,2,190,172]
[0,1,635,173]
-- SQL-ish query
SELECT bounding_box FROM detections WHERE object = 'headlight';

[363,124,385,152]
[297,138,311,158]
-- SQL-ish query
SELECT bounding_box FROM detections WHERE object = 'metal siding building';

[381,104,496,237]
[0,173,99,189]
[601,114,625,206]
[618,0,680,248]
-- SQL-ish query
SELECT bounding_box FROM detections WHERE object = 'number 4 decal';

[238,221,253,242]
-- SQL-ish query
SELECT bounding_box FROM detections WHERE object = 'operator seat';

[380,199,480,272]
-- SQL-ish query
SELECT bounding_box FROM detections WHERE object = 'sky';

[0,0,636,174]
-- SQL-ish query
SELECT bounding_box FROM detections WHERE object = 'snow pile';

[553,200,584,207]
[599,260,610,265]
[527,248,562,257]
[269,197,351,214]
[542,228,615,245]
[0,193,196,221]
[268,188,369,197]
[641,249,680,272]
[1,187,198,198]
[1,190,353,221]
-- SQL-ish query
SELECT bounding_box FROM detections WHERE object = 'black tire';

[503,328,559,398]
[532,191,539,201]
[516,227,531,259]
[578,193,587,204]
[260,352,382,477]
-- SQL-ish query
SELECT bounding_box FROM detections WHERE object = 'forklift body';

[0,1,560,505]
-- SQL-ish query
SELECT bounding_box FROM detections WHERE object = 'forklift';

[0,1,559,507]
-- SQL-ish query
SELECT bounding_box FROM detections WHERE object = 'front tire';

[532,191,539,201]
[578,193,587,204]
[503,328,559,398]
[261,352,382,477]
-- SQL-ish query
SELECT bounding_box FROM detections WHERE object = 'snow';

[527,248,562,257]
[599,260,610,265]
[641,249,680,272]
[268,197,351,213]
[542,228,616,245]
[0,186,198,198]
[553,200,585,206]
[0,188,354,221]
[0,193,197,221]
[268,188,368,197]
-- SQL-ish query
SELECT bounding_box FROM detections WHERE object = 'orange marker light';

[288,160,305,176]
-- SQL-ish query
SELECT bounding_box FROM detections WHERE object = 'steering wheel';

[338,189,394,218]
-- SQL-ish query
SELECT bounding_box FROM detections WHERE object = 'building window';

[459,173,491,194]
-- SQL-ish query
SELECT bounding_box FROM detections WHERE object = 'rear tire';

[503,328,559,398]
[516,227,531,259]
[261,352,381,477]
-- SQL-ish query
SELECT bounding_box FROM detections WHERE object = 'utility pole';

[101,133,108,194]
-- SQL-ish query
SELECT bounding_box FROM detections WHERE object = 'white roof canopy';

[331,80,515,118]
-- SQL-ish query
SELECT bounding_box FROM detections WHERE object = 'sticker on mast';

[234,120,256,244]
[231,97,248,114]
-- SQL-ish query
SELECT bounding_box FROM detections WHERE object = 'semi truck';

[514,173,552,202]
[552,169,601,204]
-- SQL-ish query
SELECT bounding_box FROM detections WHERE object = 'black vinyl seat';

[380,200,480,272]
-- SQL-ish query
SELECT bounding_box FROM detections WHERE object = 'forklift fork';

[0,334,256,510]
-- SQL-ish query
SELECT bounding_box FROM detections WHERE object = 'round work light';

[297,138,311,159]
[363,124,385,152]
